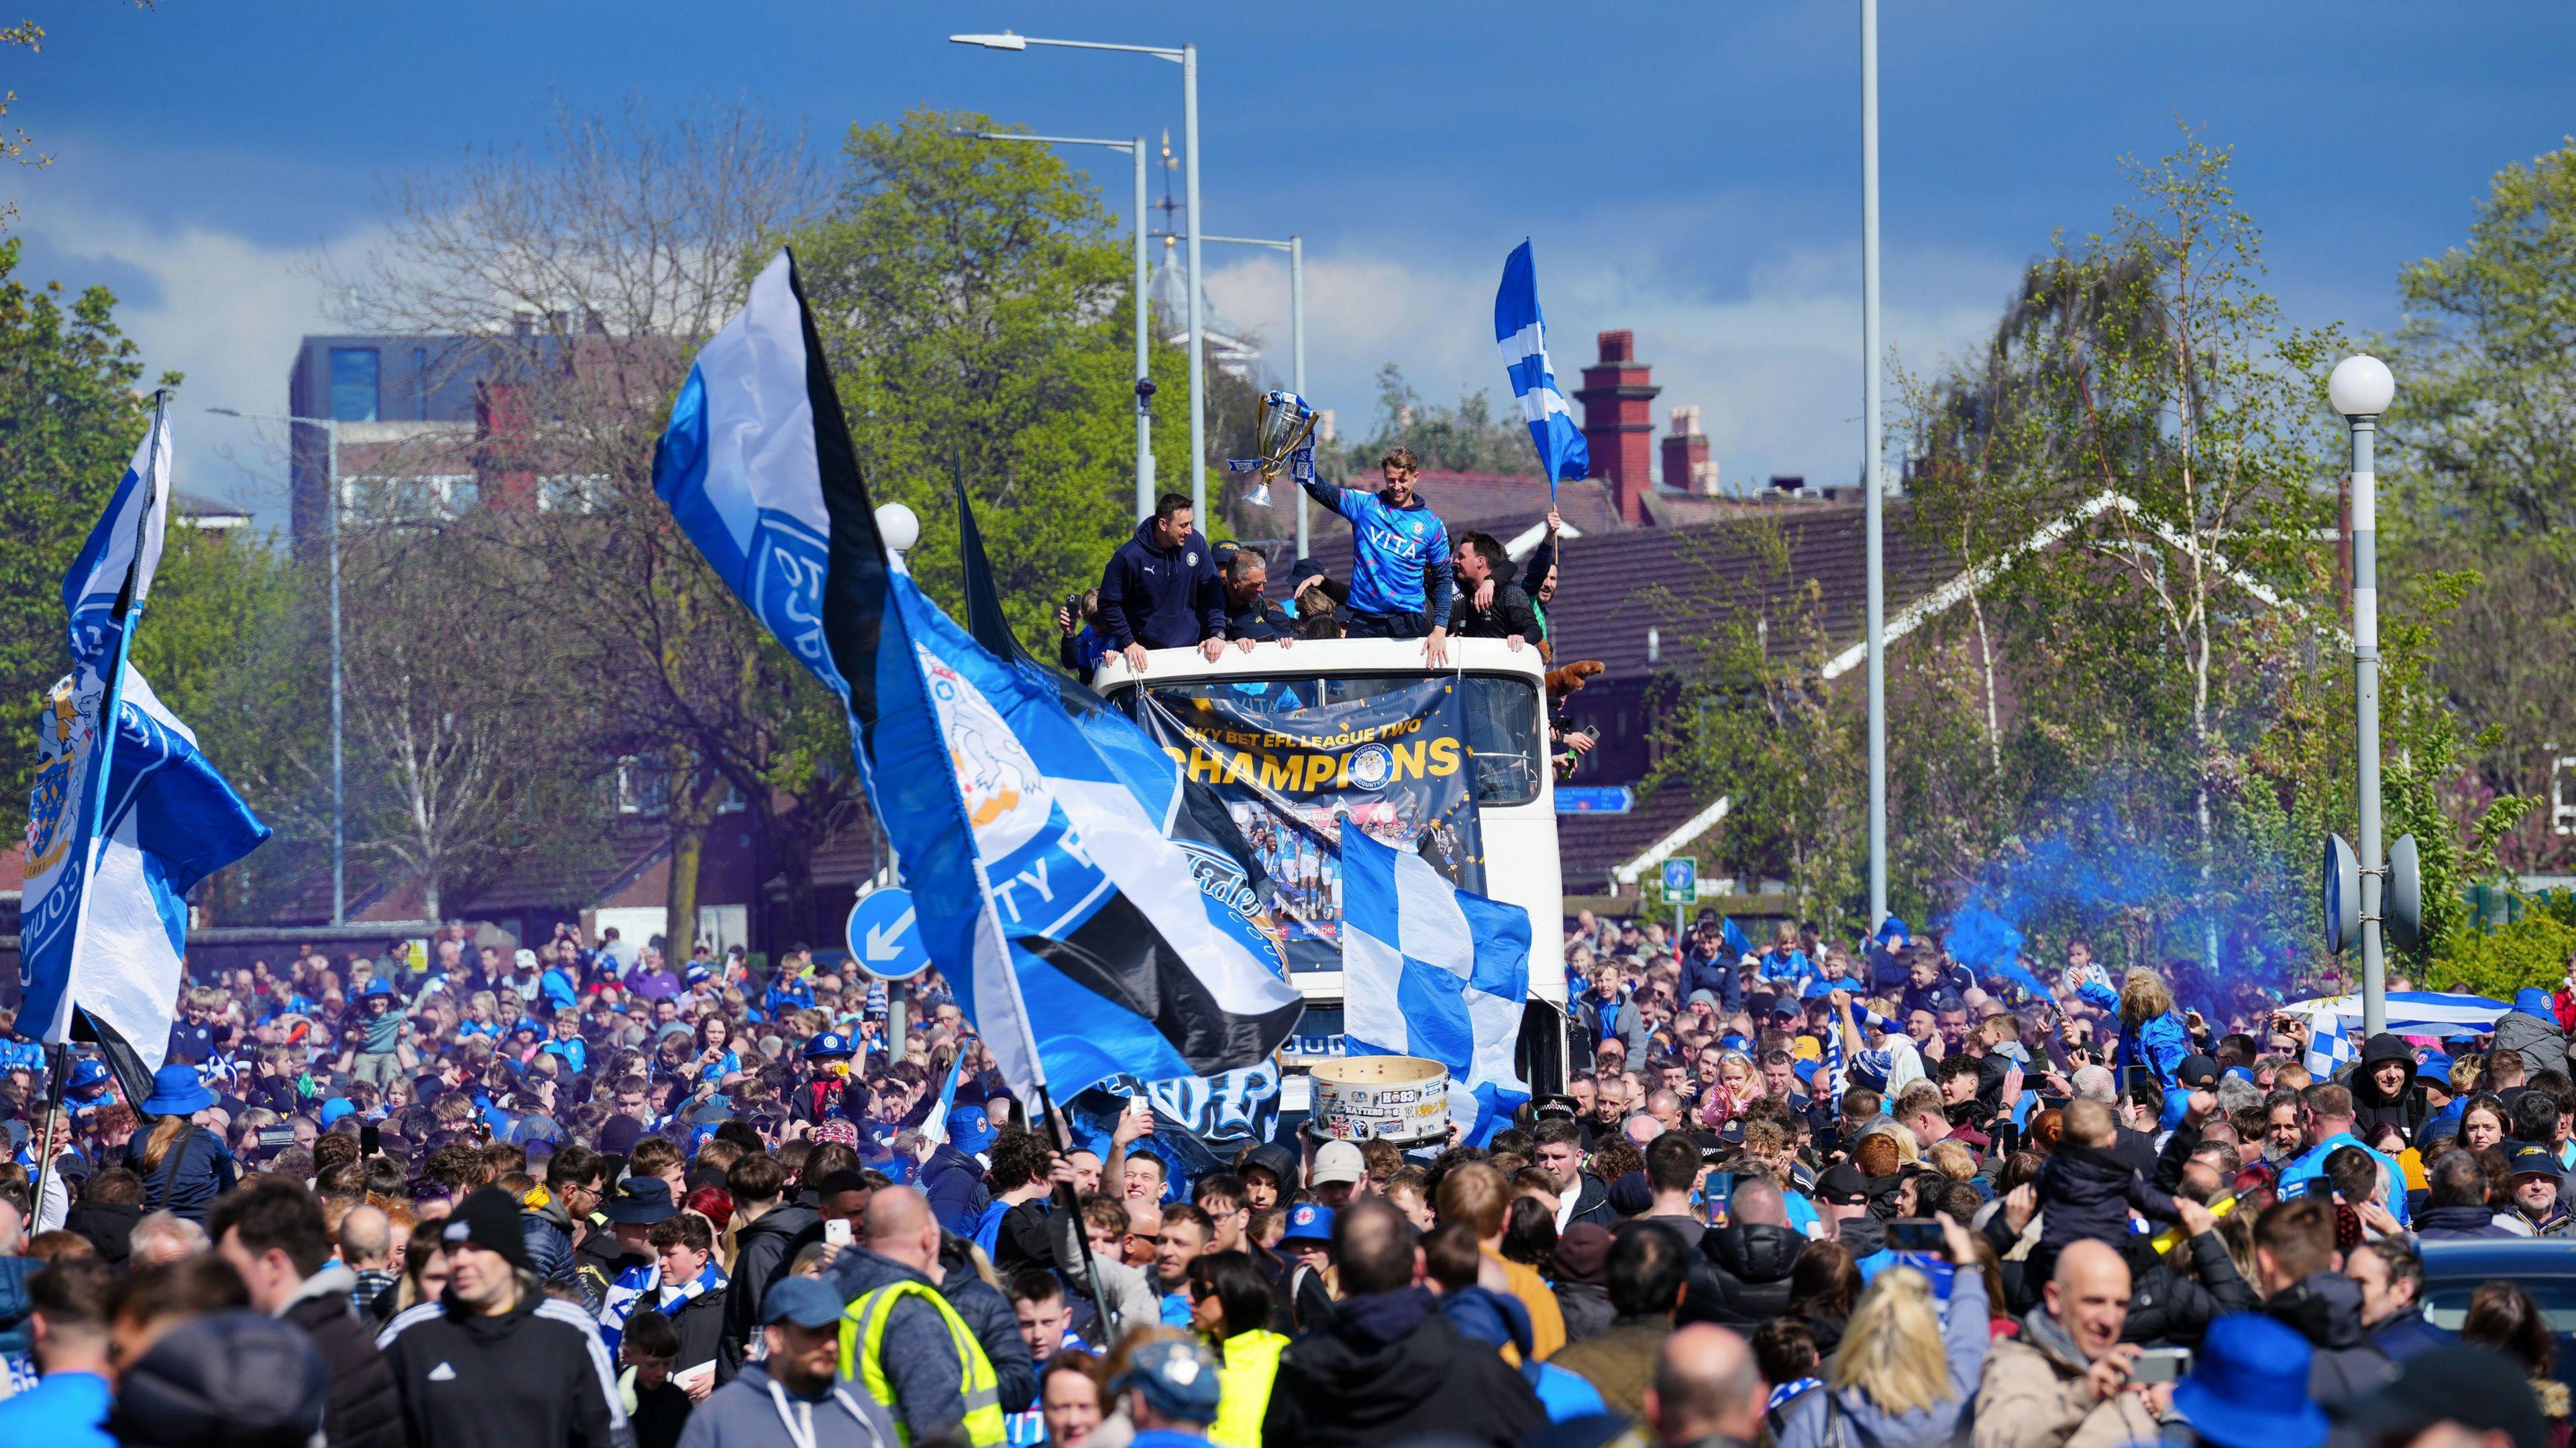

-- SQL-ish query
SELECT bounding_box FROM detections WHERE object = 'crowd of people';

[0,902,2566,1448]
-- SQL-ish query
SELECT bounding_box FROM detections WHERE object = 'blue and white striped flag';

[19,405,270,1094]
[653,250,1305,1108]
[1340,828,1531,1144]
[1495,239,1589,493]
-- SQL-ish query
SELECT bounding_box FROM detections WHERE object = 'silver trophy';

[1224,390,1318,509]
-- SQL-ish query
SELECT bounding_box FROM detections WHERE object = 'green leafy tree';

[2385,141,2576,872]
[788,107,1195,650]
[1895,126,2345,970]
[0,240,174,826]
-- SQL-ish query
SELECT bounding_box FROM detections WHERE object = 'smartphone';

[1702,1172,1735,1225]
[824,1219,853,1248]
[2039,1094,2071,1113]
[2132,1347,2192,1384]
[1887,1218,1946,1254]
[361,1123,381,1156]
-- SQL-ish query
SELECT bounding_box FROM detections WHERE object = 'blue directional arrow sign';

[846,887,930,981]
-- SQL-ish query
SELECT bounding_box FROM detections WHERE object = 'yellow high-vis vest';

[837,1280,1006,1447]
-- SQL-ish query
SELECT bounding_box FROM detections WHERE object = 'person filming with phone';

[1774,1214,1992,1448]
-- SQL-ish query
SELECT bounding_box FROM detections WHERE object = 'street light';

[206,404,345,925]
[951,29,1208,520]
[1191,232,1306,552]
[954,127,1155,520]
[2330,353,2396,1036]
[1860,0,1889,932]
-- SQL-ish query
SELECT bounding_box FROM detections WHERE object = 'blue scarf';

[599,1258,728,1356]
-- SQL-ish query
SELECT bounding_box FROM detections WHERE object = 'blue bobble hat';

[1110,1339,1223,1425]
[802,1032,855,1060]
[946,1103,996,1156]
[139,1064,215,1118]
[2170,1313,2328,1448]
[1279,1202,1334,1245]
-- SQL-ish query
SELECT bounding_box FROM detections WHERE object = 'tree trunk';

[665,817,706,958]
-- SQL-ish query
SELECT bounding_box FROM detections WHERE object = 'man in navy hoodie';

[1099,493,1225,673]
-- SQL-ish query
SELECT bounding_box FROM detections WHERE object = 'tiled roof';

[1276,495,1952,685]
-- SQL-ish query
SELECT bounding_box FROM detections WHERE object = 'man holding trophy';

[1293,443,1454,666]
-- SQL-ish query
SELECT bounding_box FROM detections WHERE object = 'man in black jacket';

[1448,532,1542,648]
[1262,1198,1545,1447]
[209,1177,405,1448]
[1698,1175,1803,1328]
[718,1151,812,1372]
[378,1186,633,1448]
[1097,492,1224,672]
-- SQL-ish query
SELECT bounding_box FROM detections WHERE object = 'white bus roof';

[1090,635,1547,691]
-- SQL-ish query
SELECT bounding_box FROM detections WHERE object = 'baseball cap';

[318,1097,357,1129]
[2510,1142,2561,1178]
[2347,1345,2548,1448]
[1110,1339,1222,1424]
[802,1032,855,1060]
[2176,1054,2220,1090]
[1814,1162,1870,1207]
[761,1276,847,1329]
[602,1175,679,1225]
[1311,1139,1365,1186]
[515,948,539,969]
[1279,1202,1334,1245]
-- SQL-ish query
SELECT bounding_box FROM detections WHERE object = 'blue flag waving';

[1495,239,1589,492]
[653,251,1305,1107]
[19,403,270,1094]
[1340,826,1532,1144]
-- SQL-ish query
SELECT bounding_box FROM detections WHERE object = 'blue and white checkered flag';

[2300,1008,2355,1078]
[1495,239,1589,493]
[1340,826,1531,1144]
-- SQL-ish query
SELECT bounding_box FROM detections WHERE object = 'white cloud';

[1203,238,2019,490]
[16,198,370,533]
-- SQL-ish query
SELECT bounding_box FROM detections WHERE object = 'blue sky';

[11,1,2575,528]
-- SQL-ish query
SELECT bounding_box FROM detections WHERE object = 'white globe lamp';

[2328,355,2395,419]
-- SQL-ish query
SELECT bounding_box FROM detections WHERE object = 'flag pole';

[1036,1084,1122,1345]
[29,1042,70,1233]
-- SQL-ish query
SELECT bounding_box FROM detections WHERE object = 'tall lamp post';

[951,30,1208,520]
[1860,0,1889,931]
[207,405,344,925]
[955,127,1154,520]
[1192,232,1305,551]
[2330,353,2396,1035]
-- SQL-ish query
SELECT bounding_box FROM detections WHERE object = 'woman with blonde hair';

[1775,1216,1992,1448]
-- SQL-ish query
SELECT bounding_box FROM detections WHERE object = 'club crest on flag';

[24,677,102,880]
[923,647,1046,846]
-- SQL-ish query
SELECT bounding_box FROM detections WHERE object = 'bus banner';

[1137,678,1483,974]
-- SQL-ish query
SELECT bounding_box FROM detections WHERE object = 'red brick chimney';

[473,378,536,510]
[1576,330,1661,523]
[1661,405,1715,495]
